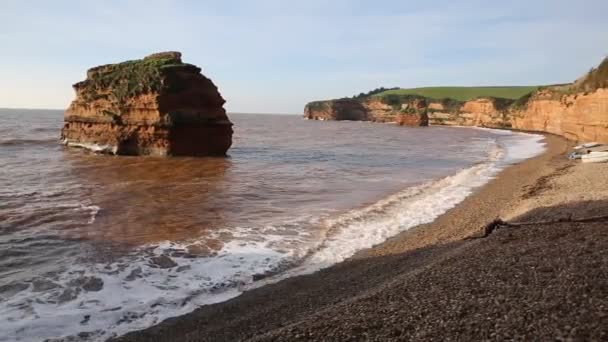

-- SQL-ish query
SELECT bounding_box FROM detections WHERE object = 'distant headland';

[305,57,608,143]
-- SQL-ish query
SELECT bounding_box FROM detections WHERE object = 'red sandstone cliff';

[304,58,608,142]
[61,51,233,156]
[304,96,429,127]
[511,88,608,142]
[304,91,608,143]
[304,99,368,121]
[428,97,512,128]
[427,90,608,143]
[305,92,608,142]
[431,59,608,142]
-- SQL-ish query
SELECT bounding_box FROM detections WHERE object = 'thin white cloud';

[0,0,606,112]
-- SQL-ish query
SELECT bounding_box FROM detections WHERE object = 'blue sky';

[1,0,607,113]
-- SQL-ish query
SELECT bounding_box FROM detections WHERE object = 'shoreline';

[112,132,608,341]
[354,133,568,259]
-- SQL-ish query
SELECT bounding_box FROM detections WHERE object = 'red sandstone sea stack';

[61,51,233,156]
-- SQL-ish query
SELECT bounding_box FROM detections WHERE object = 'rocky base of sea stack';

[61,51,233,156]
[61,122,233,156]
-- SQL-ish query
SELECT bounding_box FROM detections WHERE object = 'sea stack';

[61,51,233,156]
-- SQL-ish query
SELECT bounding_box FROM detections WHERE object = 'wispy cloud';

[0,0,606,112]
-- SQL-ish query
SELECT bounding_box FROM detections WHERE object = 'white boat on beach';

[570,143,608,160]
[581,151,608,163]
[574,142,601,150]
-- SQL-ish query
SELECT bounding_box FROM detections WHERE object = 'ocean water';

[0,109,545,341]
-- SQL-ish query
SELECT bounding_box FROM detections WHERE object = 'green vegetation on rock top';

[353,87,399,99]
[576,57,608,92]
[374,86,540,101]
[306,101,329,111]
[378,93,426,110]
[76,52,199,108]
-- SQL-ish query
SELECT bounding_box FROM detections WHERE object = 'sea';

[0,109,545,341]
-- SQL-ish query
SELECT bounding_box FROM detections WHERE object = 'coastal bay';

[114,134,608,341]
[4,113,544,341]
[1,4,607,340]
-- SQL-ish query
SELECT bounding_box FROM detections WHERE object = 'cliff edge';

[304,57,608,143]
[61,51,233,156]
[510,58,608,142]
[304,96,429,126]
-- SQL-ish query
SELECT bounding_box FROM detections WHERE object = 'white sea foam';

[65,140,118,154]
[77,203,101,224]
[0,231,308,342]
[459,127,547,163]
[499,132,546,163]
[284,141,504,274]
[1,131,546,342]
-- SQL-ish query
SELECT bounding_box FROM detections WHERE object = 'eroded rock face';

[364,97,428,125]
[512,88,608,142]
[428,98,512,128]
[303,97,429,127]
[304,57,608,142]
[61,51,233,156]
[304,99,368,121]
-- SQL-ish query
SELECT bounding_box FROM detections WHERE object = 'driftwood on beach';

[472,214,608,239]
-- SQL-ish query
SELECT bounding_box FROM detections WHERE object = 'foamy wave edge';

[63,139,118,154]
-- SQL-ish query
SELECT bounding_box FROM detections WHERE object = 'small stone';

[125,267,143,281]
[68,277,86,287]
[252,273,267,281]
[77,331,92,339]
[101,306,122,312]
[176,265,191,273]
[170,251,188,258]
[32,279,61,292]
[69,276,104,292]
[186,244,218,257]
[149,255,178,269]
[82,277,104,292]
[58,288,81,303]
[0,282,30,297]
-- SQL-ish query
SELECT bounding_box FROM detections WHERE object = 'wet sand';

[114,134,608,341]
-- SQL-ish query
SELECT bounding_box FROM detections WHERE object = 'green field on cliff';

[374,86,540,101]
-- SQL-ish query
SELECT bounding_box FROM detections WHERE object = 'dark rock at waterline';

[0,282,30,296]
[32,279,61,292]
[125,267,143,281]
[68,276,104,292]
[82,277,104,292]
[150,255,178,269]
[58,288,81,303]
[252,273,268,281]
[44,330,104,341]
[176,265,191,273]
[80,315,91,325]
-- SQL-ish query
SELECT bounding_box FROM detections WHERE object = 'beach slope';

[114,135,608,341]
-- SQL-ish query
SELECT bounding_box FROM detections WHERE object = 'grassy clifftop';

[308,56,608,115]
[75,51,199,105]
[374,86,540,101]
